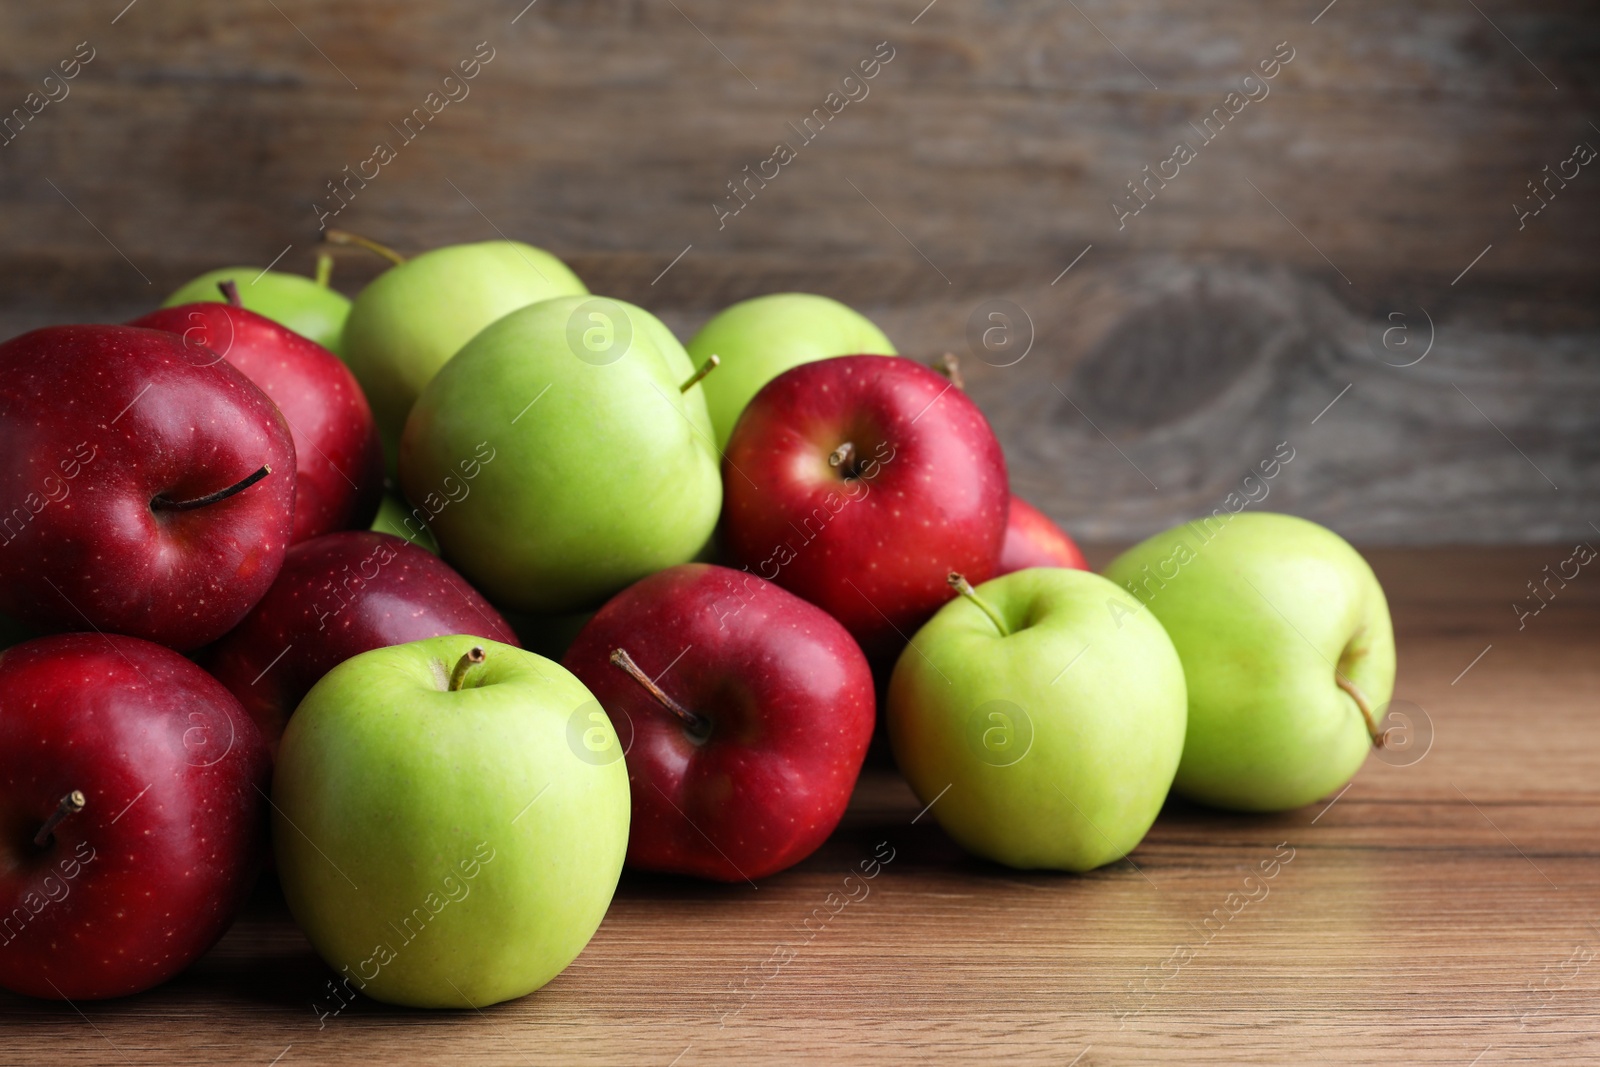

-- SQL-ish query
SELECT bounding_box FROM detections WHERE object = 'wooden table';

[4,546,1596,1065]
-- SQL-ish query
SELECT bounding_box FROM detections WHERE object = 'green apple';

[272,635,630,1008]
[887,569,1186,871]
[370,493,440,555]
[1103,512,1395,812]
[342,241,588,466]
[162,259,351,355]
[399,295,721,614]
[686,293,896,449]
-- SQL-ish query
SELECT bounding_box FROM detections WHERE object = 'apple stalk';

[151,465,272,512]
[33,789,85,847]
[609,648,710,738]
[1336,674,1389,748]
[947,571,1010,637]
[322,228,407,266]
[448,646,487,692]
[679,354,720,393]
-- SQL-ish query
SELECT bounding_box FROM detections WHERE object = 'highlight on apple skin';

[1103,511,1396,813]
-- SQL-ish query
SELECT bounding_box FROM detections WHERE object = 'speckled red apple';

[0,633,269,1000]
[721,355,1009,660]
[563,564,875,882]
[997,495,1089,574]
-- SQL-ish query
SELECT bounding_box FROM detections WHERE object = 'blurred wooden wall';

[0,1,1596,543]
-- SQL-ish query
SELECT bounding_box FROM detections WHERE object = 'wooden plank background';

[0,1,1596,542]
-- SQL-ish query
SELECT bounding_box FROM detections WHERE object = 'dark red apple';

[131,292,383,542]
[563,563,874,882]
[998,495,1089,574]
[0,632,269,1000]
[0,325,295,651]
[205,531,519,755]
[721,355,1009,660]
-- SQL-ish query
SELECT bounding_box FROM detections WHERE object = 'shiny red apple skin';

[131,302,384,543]
[998,495,1089,574]
[0,633,269,1001]
[563,563,875,882]
[0,325,295,651]
[721,355,1009,660]
[205,531,519,756]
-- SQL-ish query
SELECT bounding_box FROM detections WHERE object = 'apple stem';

[322,228,407,266]
[1336,674,1388,748]
[33,790,85,848]
[314,252,334,288]
[828,442,856,472]
[948,572,1009,637]
[931,352,965,390]
[609,648,709,737]
[679,354,720,393]
[217,279,243,307]
[151,465,272,512]
[448,646,487,691]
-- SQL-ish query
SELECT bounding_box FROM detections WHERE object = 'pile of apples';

[0,232,1397,1009]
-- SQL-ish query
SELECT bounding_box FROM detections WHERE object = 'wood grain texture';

[1,547,1596,1065]
[0,1,1596,543]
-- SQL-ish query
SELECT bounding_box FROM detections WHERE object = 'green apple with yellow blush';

[271,635,630,1008]
[887,568,1187,871]
[399,294,721,615]
[1103,512,1395,813]
[339,235,588,466]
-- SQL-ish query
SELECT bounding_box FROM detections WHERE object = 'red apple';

[563,563,874,882]
[721,355,1009,660]
[998,495,1089,573]
[0,325,295,651]
[131,292,384,542]
[205,530,519,756]
[0,632,269,1000]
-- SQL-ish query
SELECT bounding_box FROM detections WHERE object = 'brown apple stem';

[322,228,407,266]
[679,354,720,393]
[33,790,85,847]
[448,646,486,691]
[609,648,709,735]
[828,442,856,471]
[152,465,272,512]
[1336,673,1387,748]
[314,251,334,288]
[931,352,965,390]
[948,572,1009,637]
[217,279,243,307]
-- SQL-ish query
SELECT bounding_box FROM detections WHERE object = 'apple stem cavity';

[948,572,1009,637]
[828,441,856,475]
[322,228,407,266]
[217,279,243,307]
[448,646,487,692]
[151,465,272,512]
[609,648,710,738]
[931,352,965,390]
[1336,674,1388,748]
[314,251,334,288]
[680,354,720,393]
[33,790,85,848]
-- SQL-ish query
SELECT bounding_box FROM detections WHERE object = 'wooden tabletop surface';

[3,545,1597,1066]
